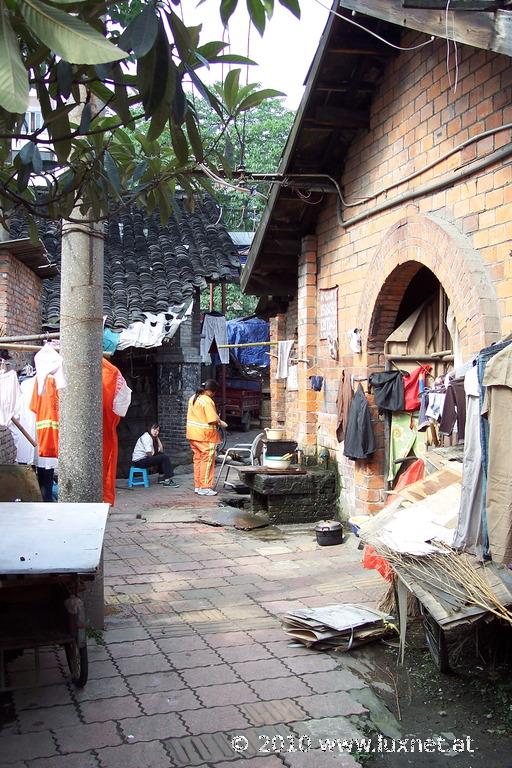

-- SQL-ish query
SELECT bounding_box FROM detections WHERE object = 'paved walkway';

[1,466,390,768]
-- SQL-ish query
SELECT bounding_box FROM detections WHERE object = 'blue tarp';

[227,317,269,366]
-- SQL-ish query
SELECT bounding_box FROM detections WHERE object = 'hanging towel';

[12,376,37,464]
[0,369,21,426]
[276,340,294,380]
[287,364,299,391]
[403,365,432,411]
[34,344,66,395]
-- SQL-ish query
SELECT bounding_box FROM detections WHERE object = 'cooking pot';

[264,456,292,470]
[265,427,285,441]
[315,520,343,547]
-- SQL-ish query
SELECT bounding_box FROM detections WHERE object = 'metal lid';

[314,519,343,532]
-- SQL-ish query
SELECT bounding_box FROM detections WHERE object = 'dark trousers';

[133,453,173,479]
[37,467,55,503]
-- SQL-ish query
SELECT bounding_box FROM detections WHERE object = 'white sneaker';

[194,488,200,494]
[197,488,218,496]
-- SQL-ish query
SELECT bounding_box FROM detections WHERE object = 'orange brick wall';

[0,250,43,361]
[273,35,512,517]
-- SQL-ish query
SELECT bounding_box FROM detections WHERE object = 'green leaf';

[172,75,187,125]
[112,63,131,123]
[224,68,240,113]
[19,140,42,173]
[104,150,121,193]
[56,59,73,99]
[137,19,169,116]
[118,4,158,58]
[19,0,127,64]
[48,108,71,162]
[170,123,189,165]
[237,88,284,112]
[0,2,29,113]
[78,102,92,134]
[246,0,266,35]
[185,110,204,163]
[156,185,172,224]
[196,41,226,60]
[278,0,300,17]
[220,0,238,25]
[16,163,31,191]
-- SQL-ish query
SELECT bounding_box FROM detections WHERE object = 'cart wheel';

[420,605,450,673]
[240,412,251,432]
[216,425,227,454]
[65,642,88,687]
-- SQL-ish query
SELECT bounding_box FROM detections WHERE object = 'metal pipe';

[340,144,512,229]
[0,332,59,343]
[0,342,45,351]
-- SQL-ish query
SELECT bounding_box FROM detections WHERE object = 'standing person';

[186,379,227,496]
[132,423,179,487]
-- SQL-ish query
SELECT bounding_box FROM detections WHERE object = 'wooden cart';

[0,502,109,691]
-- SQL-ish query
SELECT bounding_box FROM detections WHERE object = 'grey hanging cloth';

[343,384,376,461]
[368,370,405,412]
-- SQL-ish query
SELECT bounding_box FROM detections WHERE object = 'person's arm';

[203,397,228,428]
[141,433,154,456]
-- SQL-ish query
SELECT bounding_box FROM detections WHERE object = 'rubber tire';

[65,642,89,687]
[421,606,450,673]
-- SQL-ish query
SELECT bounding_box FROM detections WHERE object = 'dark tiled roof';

[10,197,240,330]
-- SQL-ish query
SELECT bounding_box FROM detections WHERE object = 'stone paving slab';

[0,486,388,768]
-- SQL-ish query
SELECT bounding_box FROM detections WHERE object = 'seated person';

[132,423,179,488]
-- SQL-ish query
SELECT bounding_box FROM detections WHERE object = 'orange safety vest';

[30,375,59,458]
[186,393,220,444]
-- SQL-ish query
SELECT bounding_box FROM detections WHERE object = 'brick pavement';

[0,466,393,768]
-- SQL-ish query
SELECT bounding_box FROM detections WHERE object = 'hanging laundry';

[287,364,299,391]
[336,369,353,443]
[439,376,466,441]
[343,385,376,461]
[34,343,66,395]
[102,358,131,506]
[388,412,426,482]
[200,312,229,364]
[482,343,512,564]
[0,369,21,426]
[30,375,59,458]
[453,366,484,556]
[103,327,121,354]
[13,376,37,464]
[403,365,432,411]
[276,340,294,380]
[368,370,405,412]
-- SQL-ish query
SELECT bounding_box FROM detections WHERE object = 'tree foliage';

[0,0,300,230]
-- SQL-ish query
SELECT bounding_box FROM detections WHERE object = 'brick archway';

[359,214,500,365]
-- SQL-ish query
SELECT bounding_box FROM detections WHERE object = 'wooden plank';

[403,1,499,9]
[338,1,512,56]
[0,503,109,574]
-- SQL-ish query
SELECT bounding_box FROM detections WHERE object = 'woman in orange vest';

[186,379,227,496]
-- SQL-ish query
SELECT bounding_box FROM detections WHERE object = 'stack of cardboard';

[282,604,395,650]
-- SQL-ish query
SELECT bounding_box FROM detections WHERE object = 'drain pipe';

[338,144,512,229]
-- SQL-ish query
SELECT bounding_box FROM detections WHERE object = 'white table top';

[0,503,109,575]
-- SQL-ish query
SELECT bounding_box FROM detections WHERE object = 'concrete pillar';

[59,217,105,628]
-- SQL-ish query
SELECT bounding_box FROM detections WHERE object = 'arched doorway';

[352,215,501,514]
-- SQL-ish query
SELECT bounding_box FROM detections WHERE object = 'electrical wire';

[199,163,267,199]
[312,0,435,51]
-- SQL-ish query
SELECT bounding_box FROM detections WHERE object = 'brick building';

[243,2,512,516]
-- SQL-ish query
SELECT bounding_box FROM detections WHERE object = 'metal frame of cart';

[0,502,109,692]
